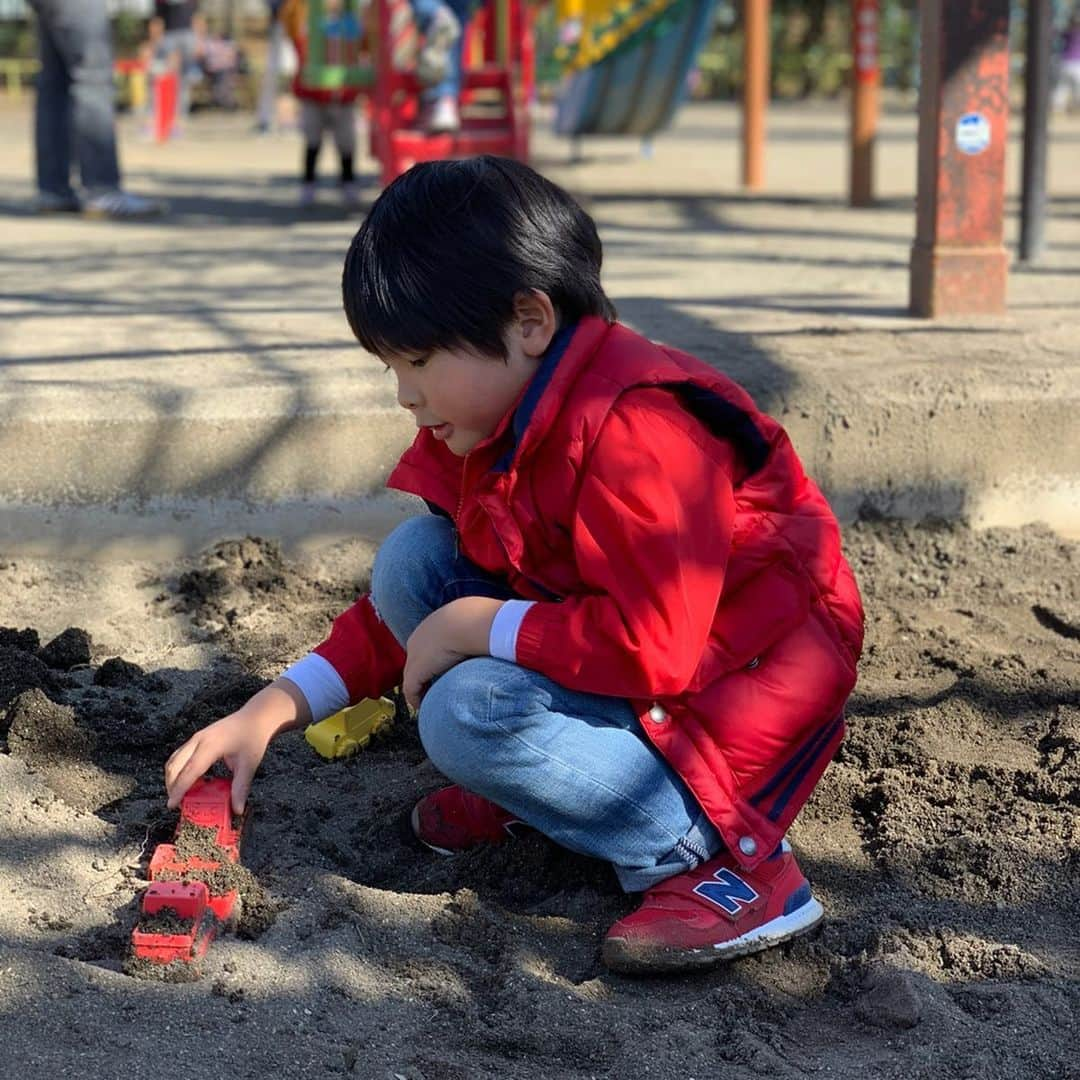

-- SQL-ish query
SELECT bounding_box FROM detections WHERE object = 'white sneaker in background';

[421,95,460,134]
[82,190,167,219]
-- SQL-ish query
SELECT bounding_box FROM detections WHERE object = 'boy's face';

[382,291,557,458]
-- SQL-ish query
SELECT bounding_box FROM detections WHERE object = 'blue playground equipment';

[553,0,718,136]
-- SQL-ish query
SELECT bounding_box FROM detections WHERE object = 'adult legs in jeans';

[370,514,723,892]
[31,0,121,198]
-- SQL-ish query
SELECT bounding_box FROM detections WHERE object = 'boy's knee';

[416,657,505,780]
[371,514,454,610]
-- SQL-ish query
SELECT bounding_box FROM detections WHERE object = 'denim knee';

[370,515,454,619]
[417,657,503,786]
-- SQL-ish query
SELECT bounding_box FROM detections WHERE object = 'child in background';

[322,0,361,65]
[165,157,864,974]
[155,0,201,129]
[409,0,471,133]
[281,0,362,206]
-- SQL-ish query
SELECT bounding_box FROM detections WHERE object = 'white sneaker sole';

[603,896,825,975]
[410,803,525,856]
[410,803,456,856]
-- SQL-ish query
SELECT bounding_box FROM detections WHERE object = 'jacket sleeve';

[312,594,406,704]
[513,390,736,699]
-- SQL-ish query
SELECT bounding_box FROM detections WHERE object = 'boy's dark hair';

[342,156,616,360]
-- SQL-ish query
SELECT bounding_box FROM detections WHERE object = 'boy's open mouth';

[425,422,452,441]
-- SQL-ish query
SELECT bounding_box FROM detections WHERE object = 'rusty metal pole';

[741,0,770,191]
[909,0,1011,317]
[850,0,880,207]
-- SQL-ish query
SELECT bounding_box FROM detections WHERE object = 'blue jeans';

[409,0,473,102]
[370,514,723,892]
[30,0,121,198]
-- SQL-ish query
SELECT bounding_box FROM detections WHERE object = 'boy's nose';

[396,378,421,412]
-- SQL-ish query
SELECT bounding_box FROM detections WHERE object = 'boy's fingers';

[229,761,254,817]
[403,673,420,711]
[166,742,214,809]
[403,678,427,712]
[164,739,196,795]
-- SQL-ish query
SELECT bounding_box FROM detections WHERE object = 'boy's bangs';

[343,222,509,362]
[349,286,450,363]
[344,239,510,362]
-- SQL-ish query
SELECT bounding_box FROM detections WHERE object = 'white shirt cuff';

[280,653,350,723]
[488,599,535,662]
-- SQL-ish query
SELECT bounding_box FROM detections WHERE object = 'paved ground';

[1,97,1078,558]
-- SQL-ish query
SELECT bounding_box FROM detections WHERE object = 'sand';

[0,518,1077,1079]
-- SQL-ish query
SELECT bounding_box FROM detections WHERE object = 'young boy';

[165,156,864,974]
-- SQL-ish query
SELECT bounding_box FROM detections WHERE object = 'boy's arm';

[165,677,310,813]
[280,593,407,723]
[314,593,405,710]
[165,594,403,812]
[512,390,738,700]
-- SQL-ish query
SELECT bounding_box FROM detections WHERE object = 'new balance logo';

[693,868,760,915]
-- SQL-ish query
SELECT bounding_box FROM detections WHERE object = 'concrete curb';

[2,102,1079,554]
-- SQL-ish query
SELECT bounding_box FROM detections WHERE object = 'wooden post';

[909,0,1011,317]
[850,0,880,207]
[741,0,770,191]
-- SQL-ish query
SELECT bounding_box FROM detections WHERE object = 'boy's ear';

[512,290,558,358]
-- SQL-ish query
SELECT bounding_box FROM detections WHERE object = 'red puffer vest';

[320,317,864,870]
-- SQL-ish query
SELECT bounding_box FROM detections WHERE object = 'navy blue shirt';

[156,0,198,33]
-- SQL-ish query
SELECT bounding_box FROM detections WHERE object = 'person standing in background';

[1053,9,1080,112]
[256,0,286,132]
[409,0,471,133]
[29,0,166,218]
[155,0,200,128]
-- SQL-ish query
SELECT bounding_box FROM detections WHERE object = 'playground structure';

[370,0,534,184]
[289,0,725,180]
[288,0,532,185]
[553,0,718,136]
[27,0,1054,318]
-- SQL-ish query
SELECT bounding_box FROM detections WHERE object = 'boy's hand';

[403,597,504,710]
[164,679,311,815]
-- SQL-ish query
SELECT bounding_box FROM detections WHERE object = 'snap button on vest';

[747,656,761,669]
[648,704,668,723]
[738,836,757,857]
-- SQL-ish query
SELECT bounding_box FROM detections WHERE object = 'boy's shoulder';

[589,321,754,406]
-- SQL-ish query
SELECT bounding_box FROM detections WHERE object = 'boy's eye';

[410,355,429,369]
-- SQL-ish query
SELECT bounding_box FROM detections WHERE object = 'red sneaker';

[410,785,522,855]
[602,841,823,974]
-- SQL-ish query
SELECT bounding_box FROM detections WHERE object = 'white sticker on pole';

[955,112,991,155]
